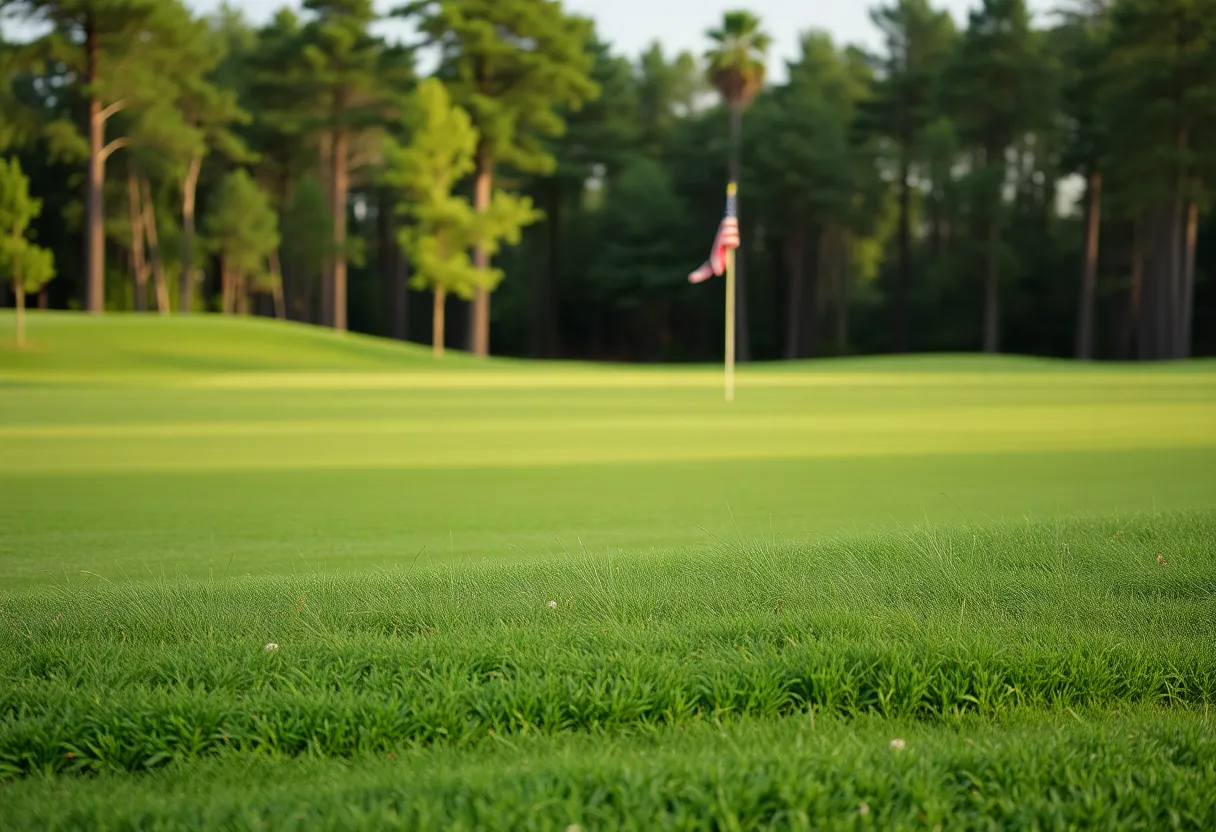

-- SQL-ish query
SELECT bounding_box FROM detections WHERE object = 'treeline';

[1,0,1213,361]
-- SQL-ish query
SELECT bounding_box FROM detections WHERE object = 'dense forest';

[1,0,1213,362]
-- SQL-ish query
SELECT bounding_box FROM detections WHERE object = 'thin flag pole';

[724,181,737,403]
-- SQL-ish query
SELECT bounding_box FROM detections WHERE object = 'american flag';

[688,184,740,284]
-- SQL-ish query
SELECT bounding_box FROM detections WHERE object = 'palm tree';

[705,10,770,184]
[705,10,769,364]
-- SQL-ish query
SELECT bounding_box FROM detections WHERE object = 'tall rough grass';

[2,514,1213,778]
[3,710,1214,829]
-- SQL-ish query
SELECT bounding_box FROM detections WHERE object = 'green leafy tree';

[163,10,252,314]
[400,0,599,357]
[866,0,956,351]
[203,169,280,315]
[637,42,702,157]
[530,36,639,357]
[751,33,869,359]
[293,0,412,332]
[0,39,38,151]
[705,9,771,362]
[383,78,540,357]
[586,156,692,360]
[280,175,333,321]
[0,0,194,313]
[1099,0,1216,359]
[0,156,55,347]
[941,0,1049,353]
[1053,0,1112,359]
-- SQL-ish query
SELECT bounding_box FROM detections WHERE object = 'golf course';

[2,312,1215,828]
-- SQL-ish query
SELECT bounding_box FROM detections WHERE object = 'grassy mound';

[0,312,474,376]
[6,311,1212,380]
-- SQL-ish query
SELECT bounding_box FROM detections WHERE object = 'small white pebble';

[547,600,558,609]
[889,738,905,750]
[858,802,870,816]
[264,642,279,652]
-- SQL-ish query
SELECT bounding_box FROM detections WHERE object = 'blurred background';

[1,0,1211,363]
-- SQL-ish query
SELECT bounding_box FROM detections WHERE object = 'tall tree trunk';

[13,274,24,348]
[1166,126,1188,358]
[269,249,286,320]
[127,172,148,312]
[983,219,1000,354]
[532,180,561,358]
[982,142,1003,354]
[140,176,169,314]
[783,223,805,360]
[84,13,105,314]
[330,126,349,331]
[38,287,47,309]
[281,257,295,321]
[469,145,493,357]
[806,226,836,358]
[432,287,446,359]
[221,259,232,315]
[236,272,249,315]
[393,243,410,341]
[1075,170,1102,360]
[380,189,409,341]
[836,231,851,355]
[728,102,750,363]
[1180,201,1197,359]
[319,131,334,326]
[179,154,201,313]
[1120,217,1143,360]
[895,153,912,352]
[1140,204,1172,360]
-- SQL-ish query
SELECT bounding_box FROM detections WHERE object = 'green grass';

[1,313,1215,828]
[2,312,1214,586]
[4,710,1214,830]
[2,514,1214,780]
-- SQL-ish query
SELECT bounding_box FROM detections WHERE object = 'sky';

[181,0,1063,79]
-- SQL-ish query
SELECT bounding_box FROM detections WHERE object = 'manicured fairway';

[1,313,1214,829]
[2,313,1214,586]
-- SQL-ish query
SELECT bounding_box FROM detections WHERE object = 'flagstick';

[724,181,737,403]
[725,246,736,403]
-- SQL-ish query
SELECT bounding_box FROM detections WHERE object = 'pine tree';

[866,0,956,352]
[400,0,598,357]
[383,78,541,357]
[1100,0,1216,359]
[203,169,280,315]
[941,0,1049,353]
[0,0,192,313]
[166,10,252,314]
[751,33,868,359]
[295,0,412,332]
[280,176,333,322]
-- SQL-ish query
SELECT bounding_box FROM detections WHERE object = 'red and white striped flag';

[688,185,739,283]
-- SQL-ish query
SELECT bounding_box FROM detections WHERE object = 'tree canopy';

[0,0,1212,360]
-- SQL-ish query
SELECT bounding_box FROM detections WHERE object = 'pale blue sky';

[185,0,1061,78]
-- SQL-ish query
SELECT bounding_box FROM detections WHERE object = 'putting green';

[2,312,1214,586]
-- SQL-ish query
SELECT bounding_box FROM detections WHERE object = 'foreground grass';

[2,515,1212,781]
[4,708,1214,830]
